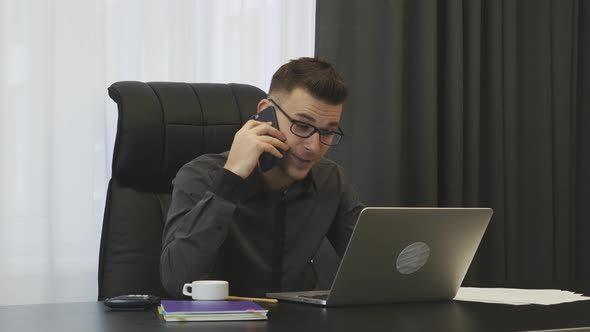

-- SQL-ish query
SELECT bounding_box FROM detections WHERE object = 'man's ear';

[256,98,272,113]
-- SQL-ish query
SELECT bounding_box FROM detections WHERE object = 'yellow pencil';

[226,295,279,303]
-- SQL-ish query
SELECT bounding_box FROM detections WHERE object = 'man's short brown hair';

[269,57,348,105]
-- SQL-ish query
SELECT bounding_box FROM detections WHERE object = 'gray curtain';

[316,0,589,292]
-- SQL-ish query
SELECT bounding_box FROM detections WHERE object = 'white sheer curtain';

[0,0,315,305]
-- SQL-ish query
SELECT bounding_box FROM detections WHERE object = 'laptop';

[267,207,493,306]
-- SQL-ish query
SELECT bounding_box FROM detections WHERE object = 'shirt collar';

[240,167,318,202]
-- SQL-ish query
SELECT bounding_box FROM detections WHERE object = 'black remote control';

[103,294,160,310]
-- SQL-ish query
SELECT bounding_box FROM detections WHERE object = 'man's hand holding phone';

[224,108,289,179]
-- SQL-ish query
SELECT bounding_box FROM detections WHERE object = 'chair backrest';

[98,81,265,300]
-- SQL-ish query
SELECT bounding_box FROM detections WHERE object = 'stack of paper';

[158,300,268,321]
[455,287,590,305]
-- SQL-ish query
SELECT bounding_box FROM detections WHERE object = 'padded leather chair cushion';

[108,82,264,191]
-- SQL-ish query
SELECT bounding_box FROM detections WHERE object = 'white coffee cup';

[182,280,229,300]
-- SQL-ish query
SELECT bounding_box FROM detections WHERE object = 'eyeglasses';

[268,98,344,146]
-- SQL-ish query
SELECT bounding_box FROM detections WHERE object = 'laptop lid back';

[326,207,492,306]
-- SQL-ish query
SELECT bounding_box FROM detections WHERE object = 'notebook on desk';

[158,300,268,321]
[267,207,493,307]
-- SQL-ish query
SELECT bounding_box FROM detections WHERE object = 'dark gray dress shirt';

[160,151,364,297]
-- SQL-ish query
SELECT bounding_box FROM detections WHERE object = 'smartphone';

[251,106,282,172]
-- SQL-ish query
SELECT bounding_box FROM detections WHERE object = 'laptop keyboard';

[299,294,329,300]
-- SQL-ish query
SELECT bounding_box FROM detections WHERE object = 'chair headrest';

[108,81,266,192]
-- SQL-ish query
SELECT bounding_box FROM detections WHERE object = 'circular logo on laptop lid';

[396,242,430,274]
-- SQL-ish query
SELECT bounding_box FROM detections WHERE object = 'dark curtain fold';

[316,0,590,292]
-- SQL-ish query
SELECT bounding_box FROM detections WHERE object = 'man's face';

[271,88,343,181]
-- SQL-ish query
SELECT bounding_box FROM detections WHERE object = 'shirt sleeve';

[327,173,365,258]
[160,165,245,297]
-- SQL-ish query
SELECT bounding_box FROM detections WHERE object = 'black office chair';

[97,81,264,300]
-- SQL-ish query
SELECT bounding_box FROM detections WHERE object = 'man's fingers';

[250,122,287,141]
[261,143,286,159]
[240,119,260,129]
[258,135,289,152]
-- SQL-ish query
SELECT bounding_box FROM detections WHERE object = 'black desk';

[2,300,590,332]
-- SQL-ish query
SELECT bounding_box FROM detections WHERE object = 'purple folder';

[160,300,266,314]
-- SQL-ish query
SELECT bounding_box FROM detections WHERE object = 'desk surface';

[2,300,590,332]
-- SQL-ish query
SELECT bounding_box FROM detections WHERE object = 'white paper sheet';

[454,287,590,305]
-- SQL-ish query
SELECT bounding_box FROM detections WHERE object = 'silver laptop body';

[267,207,493,306]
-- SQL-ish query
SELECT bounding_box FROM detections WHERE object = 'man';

[160,57,365,298]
